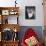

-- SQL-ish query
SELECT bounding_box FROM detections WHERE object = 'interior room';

[0,0,46,46]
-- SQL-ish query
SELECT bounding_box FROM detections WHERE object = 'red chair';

[21,28,41,46]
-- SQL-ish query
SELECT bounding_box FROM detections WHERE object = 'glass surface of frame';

[25,6,36,19]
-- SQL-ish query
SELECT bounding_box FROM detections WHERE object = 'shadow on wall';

[18,26,44,44]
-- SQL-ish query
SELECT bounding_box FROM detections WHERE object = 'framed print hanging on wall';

[25,6,36,19]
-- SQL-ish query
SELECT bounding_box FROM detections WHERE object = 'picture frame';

[25,6,36,19]
[2,10,9,15]
[9,10,18,15]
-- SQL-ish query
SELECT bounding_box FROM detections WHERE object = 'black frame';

[25,6,35,19]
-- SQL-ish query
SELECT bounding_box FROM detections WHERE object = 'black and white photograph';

[25,6,36,19]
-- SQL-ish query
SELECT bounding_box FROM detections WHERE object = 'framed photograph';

[2,10,9,15]
[25,6,36,19]
[9,10,18,15]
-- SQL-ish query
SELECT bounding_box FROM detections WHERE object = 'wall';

[0,0,44,26]
[18,0,44,26]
